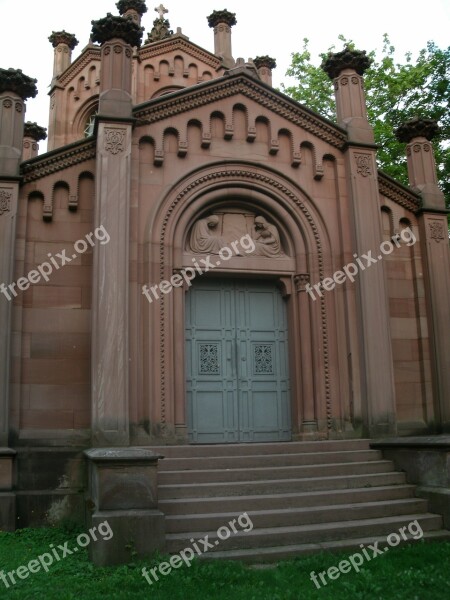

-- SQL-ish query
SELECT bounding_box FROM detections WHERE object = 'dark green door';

[185,279,291,443]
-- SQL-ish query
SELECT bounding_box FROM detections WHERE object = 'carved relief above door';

[187,210,287,257]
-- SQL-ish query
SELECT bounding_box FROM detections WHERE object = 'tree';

[282,35,450,209]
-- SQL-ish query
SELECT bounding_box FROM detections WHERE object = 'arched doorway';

[185,278,291,443]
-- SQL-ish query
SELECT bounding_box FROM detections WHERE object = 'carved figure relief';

[252,215,284,257]
[188,211,285,257]
[189,215,227,254]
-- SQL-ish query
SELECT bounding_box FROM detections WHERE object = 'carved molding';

[139,37,222,70]
[57,48,101,87]
[0,189,12,216]
[157,167,332,427]
[429,221,446,243]
[104,128,126,154]
[378,172,421,213]
[355,153,372,177]
[294,273,310,292]
[135,75,347,149]
[21,140,96,183]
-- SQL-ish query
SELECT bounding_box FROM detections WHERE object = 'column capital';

[48,30,79,50]
[395,117,440,143]
[116,0,148,16]
[0,68,37,100]
[207,9,237,28]
[322,46,372,80]
[254,56,277,70]
[23,121,47,142]
[91,13,144,47]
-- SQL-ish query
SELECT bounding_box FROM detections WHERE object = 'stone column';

[90,14,142,446]
[396,118,450,432]
[47,31,78,151]
[254,56,276,86]
[322,49,397,436]
[22,122,47,161]
[0,69,37,448]
[207,10,236,68]
[0,69,37,530]
[116,0,148,25]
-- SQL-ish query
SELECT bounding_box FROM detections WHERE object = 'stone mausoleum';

[0,1,449,563]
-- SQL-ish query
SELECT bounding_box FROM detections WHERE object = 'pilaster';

[323,50,396,437]
[207,10,236,68]
[254,56,276,87]
[0,69,37,449]
[90,15,142,446]
[22,121,47,161]
[396,118,450,431]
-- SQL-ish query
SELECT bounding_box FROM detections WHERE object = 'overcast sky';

[0,0,448,153]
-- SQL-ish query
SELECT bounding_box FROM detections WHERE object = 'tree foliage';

[282,35,450,208]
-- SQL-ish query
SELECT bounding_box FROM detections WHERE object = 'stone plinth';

[0,448,16,531]
[85,448,166,565]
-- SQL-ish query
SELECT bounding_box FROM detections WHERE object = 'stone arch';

[141,162,344,440]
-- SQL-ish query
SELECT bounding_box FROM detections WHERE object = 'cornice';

[134,73,347,149]
[378,170,421,213]
[20,139,96,183]
[139,36,222,70]
[56,47,102,87]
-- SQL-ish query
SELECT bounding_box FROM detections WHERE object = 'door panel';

[186,279,291,443]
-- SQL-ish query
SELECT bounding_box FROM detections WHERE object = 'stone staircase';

[151,440,450,562]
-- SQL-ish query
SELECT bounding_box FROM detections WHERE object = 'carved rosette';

[23,122,47,142]
[104,128,126,154]
[207,9,237,28]
[355,153,372,177]
[48,31,79,49]
[395,117,440,143]
[0,68,38,100]
[116,0,148,16]
[91,13,144,47]
[0,189,12,216]
[429,221,446,243]
[322,46,372,80]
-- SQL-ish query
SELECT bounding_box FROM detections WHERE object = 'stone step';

[166,513,443,553]
[158,460,394,485]
[159,471,407,499]
[165,499,428,533]
[149,439,371,458]
[159,484,417,515]
[203,529,450,563]
[158,449,382,471]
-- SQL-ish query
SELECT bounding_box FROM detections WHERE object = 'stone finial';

[395,117,440,143]
[253,56,277,70]
[0,68,38,100]
[23,122,47,141]
[145,13,173,43]
[116,0,148,16]
[48,31,79,50]
[322,46,372,79]
[207,9,237,28]
[91,13,144,47]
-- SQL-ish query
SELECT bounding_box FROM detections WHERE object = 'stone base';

[0,492,16,531]
[416,487,450,530]
[88,509,166,566]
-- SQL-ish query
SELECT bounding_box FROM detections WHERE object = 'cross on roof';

[155,4,168,19]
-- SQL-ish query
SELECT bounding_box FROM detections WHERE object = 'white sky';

[0,0,448,153]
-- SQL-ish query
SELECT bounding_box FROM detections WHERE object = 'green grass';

[0,527,449,599]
